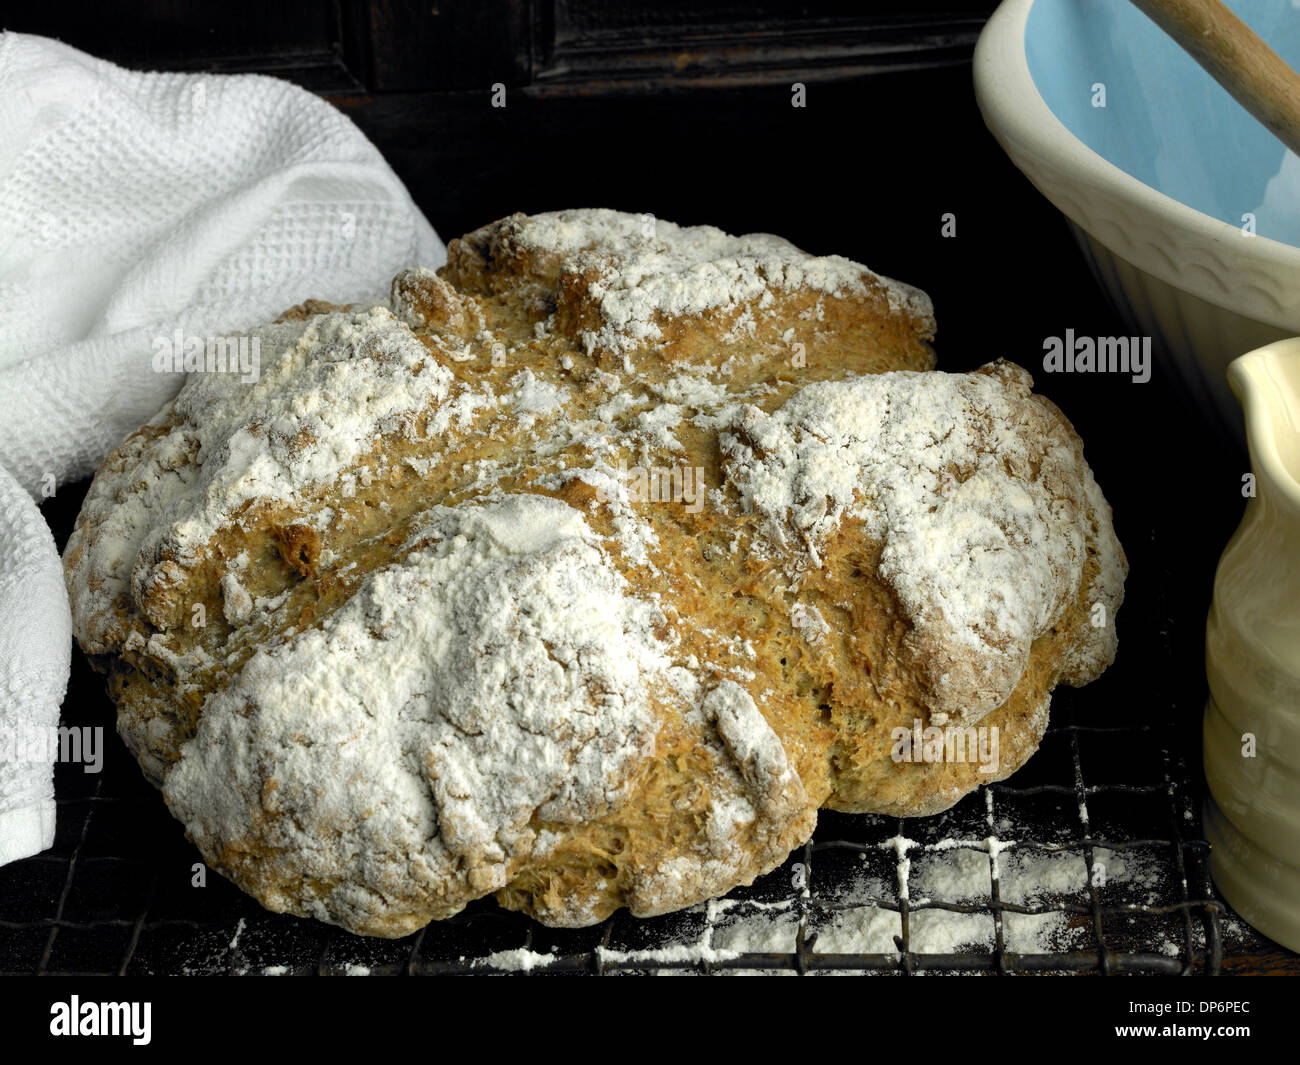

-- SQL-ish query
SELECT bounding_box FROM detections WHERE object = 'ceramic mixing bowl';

[974,0,1300,443]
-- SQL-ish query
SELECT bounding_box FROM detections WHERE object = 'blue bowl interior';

[1026,0,1300,249]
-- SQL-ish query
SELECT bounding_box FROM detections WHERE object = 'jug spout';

[1228,340,1300,515]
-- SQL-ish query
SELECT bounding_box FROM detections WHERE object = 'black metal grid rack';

[0,670,1223,976]
[0,477,1229,977]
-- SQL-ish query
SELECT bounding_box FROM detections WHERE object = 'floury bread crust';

[63,209,1126,936]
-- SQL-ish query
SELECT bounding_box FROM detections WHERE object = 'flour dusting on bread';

[721,361,1123,723]
[63,208,1124,936]
[450,207,934,359]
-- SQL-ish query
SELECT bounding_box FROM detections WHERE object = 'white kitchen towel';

[0,31,445,865]
[0,464,67,865]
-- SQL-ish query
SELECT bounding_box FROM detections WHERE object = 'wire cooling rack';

[0,663,1223,976]
[1,482,1229,976]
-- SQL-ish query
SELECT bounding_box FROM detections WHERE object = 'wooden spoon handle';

[1130,0,1300,159]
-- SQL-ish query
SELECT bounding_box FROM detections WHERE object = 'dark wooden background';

[4,0,1297,974]
[1,1,996,90]
[2,0,1001,245]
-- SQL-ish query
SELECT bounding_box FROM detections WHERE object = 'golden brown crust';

[63,209,1123,935]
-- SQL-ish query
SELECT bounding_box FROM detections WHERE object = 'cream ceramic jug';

[1204,338,1300,953]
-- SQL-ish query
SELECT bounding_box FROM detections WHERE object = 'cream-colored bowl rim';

[974,0,1300,329]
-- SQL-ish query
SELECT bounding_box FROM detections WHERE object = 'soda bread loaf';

[63,209,1126,936]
